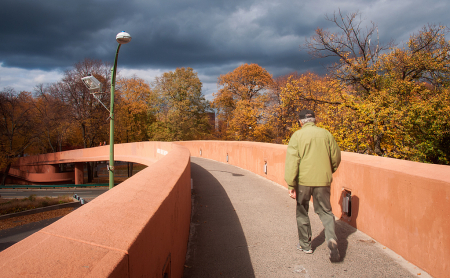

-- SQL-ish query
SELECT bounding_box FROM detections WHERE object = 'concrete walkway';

[183,157,431,278]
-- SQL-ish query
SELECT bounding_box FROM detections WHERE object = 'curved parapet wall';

[8,142,175,184]
[12,141,171,170]
[7,167,74,184]
[0,142,191,277]
[178,141,288,186]
[178,141,450,278]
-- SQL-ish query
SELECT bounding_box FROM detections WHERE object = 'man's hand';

[289,189,296,199]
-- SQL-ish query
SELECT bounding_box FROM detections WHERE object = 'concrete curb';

[0,201,82,220]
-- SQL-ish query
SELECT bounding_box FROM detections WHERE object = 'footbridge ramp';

[1,141,448,277]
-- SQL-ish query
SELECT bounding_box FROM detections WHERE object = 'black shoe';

[328,239,340,262]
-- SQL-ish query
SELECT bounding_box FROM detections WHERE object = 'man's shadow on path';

[311,194,360,262]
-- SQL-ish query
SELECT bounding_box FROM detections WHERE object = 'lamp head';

[116,31,132,44]
[81,75,102,91]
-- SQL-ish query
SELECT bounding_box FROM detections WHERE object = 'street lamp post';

[82,31,131,190]
[108,31,132,189]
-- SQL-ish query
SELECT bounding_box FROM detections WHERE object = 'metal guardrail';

[0,184,113,189]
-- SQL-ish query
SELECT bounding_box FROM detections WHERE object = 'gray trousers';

[296,185,337,250]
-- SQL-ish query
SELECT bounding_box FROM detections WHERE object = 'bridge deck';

[184,157,429,277]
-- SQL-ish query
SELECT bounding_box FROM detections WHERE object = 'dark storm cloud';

[1,0,313,72]
[1,0,140,68]
[1,0,450,94]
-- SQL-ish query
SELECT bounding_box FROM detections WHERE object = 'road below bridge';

[0,188,107,252]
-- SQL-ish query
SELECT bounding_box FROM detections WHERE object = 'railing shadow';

[183,161,255,277]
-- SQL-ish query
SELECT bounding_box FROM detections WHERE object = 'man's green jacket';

[284,122,341,190]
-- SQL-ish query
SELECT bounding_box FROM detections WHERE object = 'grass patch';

[0,195,74,215]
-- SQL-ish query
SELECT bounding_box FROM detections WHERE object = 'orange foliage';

[213,63,273,141]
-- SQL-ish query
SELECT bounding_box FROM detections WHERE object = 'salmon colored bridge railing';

[1,142,191,277]
[1,141,449,278]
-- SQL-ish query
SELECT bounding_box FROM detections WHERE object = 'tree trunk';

[0,162,12,186]
[93,162,98,178]
[374,133,383,156]
[127,162,133,177]
[87,162,94,183]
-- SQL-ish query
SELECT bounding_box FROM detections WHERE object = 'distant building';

[206,112,216,131]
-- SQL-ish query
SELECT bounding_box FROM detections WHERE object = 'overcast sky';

[1,0,449,99]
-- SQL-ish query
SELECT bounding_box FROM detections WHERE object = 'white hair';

[300,118,316,125]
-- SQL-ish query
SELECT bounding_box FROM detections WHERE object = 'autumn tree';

[115,76,155,143]
[52,58,111,149]
[0,89,39,185]
[304,10,393,96]
[302,11,392,155]
[265,72,338,143]
[51,58,111,181]
[372,24,450,163]
[33,85,75,154]
[149,67,212,141]
[302,11,450,164]
[213,63,273,141]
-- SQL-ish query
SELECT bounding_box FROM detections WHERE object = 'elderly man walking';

[284,110,341,262]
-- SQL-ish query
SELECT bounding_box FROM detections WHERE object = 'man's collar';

[301,122,315,128]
